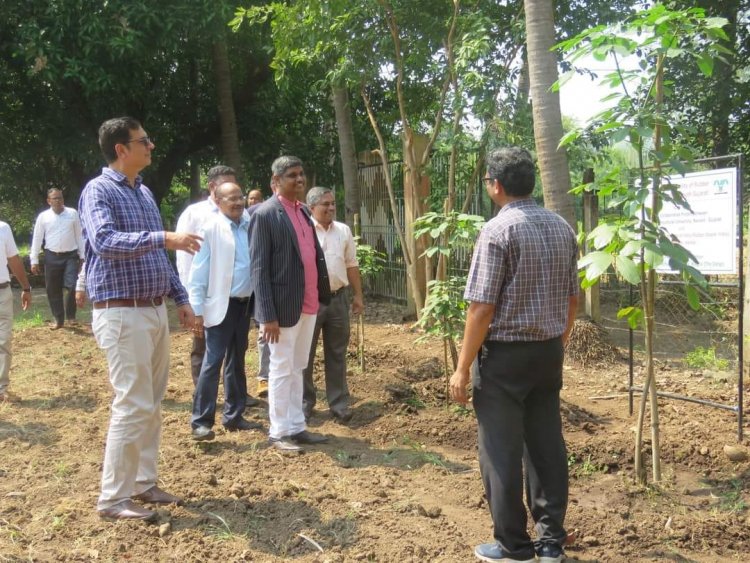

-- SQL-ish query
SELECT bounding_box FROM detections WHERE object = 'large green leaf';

[616,255,641,284]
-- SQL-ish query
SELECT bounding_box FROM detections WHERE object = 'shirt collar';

[218,211,250,230]
[277,193,301,210]
[102,166,142,189]
[497,197,536,214]
[311,217,333,232]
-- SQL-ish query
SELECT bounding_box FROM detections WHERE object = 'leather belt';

[45,249,79,256]
[0,282,9,289]
[229,296,250,303]
[330,287,348,297]
[93,297,164,309]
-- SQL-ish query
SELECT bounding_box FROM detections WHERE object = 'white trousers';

[267,313,316,439]
[0,287,12,393]
[93,304,170,510]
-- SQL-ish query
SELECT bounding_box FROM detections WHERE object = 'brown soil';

[0,300,748,562]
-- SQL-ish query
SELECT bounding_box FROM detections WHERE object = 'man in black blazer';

[249,156,331,452]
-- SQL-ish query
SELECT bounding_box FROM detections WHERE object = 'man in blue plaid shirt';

[450,147,578,563]
[79,117,203,522]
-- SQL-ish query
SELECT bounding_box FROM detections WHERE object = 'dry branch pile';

[566,319,621,367]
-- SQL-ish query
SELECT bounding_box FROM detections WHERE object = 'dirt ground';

[0,297,748,562]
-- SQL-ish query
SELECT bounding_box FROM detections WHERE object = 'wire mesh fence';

[598,274,741,370]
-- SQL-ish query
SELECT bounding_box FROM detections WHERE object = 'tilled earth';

[0,300,748,562]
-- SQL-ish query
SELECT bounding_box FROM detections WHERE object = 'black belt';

[0,282,9,289]
[330,287,348,297]
[45,249,79,256]
[93,297,164,309]
[229,296,251,303]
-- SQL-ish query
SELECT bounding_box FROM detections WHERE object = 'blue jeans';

[191,299,251,428]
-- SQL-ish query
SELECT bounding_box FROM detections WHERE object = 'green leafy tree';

[557,4,730,484]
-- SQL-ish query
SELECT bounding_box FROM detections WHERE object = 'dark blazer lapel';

[273,197,302,260]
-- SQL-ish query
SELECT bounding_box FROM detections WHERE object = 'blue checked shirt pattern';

[79,167,188,306]
[464,199,578,342]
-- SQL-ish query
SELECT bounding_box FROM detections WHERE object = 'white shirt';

[175,198,220,285]
[0,222,19,284]
[29,207,84,265]
[312,219,358,292]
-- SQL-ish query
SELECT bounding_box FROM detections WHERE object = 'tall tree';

[523,0,576,228]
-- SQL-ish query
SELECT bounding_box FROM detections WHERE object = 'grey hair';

[271,155,304,177]
[306,186,333,207]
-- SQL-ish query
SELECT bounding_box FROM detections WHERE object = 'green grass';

[716,479,747,513]
[13,311,45,329]
[684,346,730,371]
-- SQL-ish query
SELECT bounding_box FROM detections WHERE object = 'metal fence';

[357,154,494,302]
[598,276,741,369]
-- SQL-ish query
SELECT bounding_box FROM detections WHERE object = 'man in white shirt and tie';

[30,189,84,329]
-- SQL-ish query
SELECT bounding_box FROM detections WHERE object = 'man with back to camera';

[0,221,32,403]
[188,181,262,441]
[79,116,202,521]
[302,186,364,423]
[29,188,85,329]
[249,156,331,452]
[450,147,578,563]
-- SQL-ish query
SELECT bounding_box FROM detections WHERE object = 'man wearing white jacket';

[188,182,261,441]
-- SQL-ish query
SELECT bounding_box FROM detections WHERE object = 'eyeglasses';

[220,195,246,203]
[125,136,153,147]
[283,171,306,180]
[483,177,495,185]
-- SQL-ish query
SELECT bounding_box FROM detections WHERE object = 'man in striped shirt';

[79,116,202,522]
[450,147,578,563]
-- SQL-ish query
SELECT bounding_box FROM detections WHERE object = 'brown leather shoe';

[132,486,183,505]
[0,391,20,403]
[98,500,156,521]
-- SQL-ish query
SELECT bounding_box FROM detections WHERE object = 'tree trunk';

[523,0,576,229]
[211,35,243,181]
[331,84,360,228]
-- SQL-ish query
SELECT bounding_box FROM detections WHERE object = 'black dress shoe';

[289,430,329,444]
[246,395,261,407]
[192,425,215,441]
[98,500,156,521]
[224,417,263,432]
[331,408,353,423]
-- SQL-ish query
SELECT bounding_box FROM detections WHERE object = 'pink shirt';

[278,195,319,315]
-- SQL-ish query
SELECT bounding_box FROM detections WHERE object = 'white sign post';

[658,167,737,274]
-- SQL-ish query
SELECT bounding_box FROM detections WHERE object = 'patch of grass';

[206,512,245,541]
[684,346,730,371]
[404,396,426,409]
[450,404,474,417]
[568,453,605,477]
[716,479,747,513]
[54,461,72,480]
[13,311,45,330]
[401,436,448,469]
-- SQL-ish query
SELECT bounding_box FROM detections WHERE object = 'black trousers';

[191,299,251,429]
[44,249,78,324]
[473,337,568,559]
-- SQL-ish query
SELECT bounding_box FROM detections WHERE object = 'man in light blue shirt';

[188,182,261,441]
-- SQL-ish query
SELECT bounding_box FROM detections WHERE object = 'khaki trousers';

[0,287,13,393]
[93,304,170,510]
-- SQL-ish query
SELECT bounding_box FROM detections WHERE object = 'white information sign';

[658,167,737,274]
